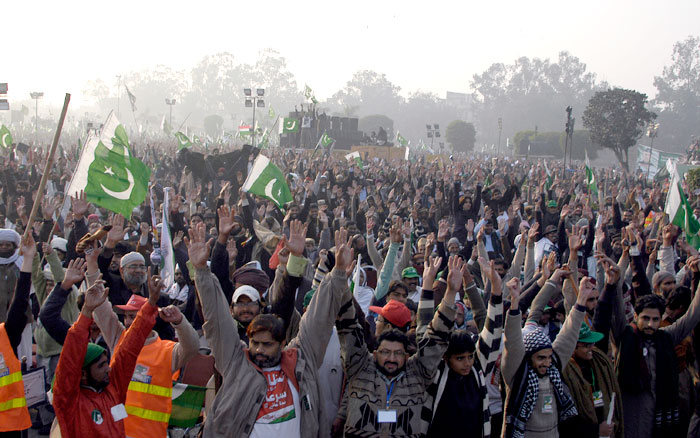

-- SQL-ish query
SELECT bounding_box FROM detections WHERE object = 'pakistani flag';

[67,112,151,219]
[396,131,408,147]
[0,125,12,149]
[258,129,270,149]
[161,116,172,135]
[282,118,299,134]
[125,85,137,112]
[345,151,363,169]
[313,131,334,156]
[584,151,598,195]
[160,187,175,289]
[174,131,193,150]
[544,161,553,191]
[665,160,700,249]
[242,154,293,210]
[349,254,361,293]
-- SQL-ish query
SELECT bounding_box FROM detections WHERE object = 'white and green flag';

[665,160,700,249]
[242,154,293,210]
[161,116,172,135]
[313,131,334,156]
[282,118,299,134]
[345,151,363,169]
[258,129,270,149]
[584,151,598,195]
[160,187,176,288]
[238,123,253,138]
[268,106,275,119]
[350,254,361,293]
[0,125,12,149]
[174,131,193,150]
[396,131,408,147]
[67,112,151,219]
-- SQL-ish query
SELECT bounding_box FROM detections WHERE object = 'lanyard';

[386,381,395,409]
[590,368,597,391]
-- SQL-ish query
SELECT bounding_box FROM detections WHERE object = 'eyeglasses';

[125,264,147,271]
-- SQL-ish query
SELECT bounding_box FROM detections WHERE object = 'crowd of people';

[0,140,699,438]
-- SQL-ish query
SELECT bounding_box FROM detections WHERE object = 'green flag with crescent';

[282,118,299,134]
[67,112,151,218]
[241,154,292,210]
[0,125,12,149]
[174,131,193,150]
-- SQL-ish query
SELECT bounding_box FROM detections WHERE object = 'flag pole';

[24,93,71,239]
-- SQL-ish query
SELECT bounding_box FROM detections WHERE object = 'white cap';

[232,285,261,303]
[51,236,68,252]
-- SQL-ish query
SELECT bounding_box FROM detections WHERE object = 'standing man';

[53,268,159,437]
[188,221,350,437]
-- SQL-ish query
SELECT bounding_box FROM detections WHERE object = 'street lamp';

[165,98,176,126]
[426,124,440,152]
[646,122,660,179]
[30,92,44,147]
[244,88,264,147]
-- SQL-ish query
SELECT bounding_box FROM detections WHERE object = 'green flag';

[304,84,313,99]
[396,131,408,147]
[312,131,334,157]
[665,161,700,249]
[174,131,193,150]
[67,112,151,218]
[242,154,293,210]
[584,151,598,195]
[258,129,270,149]
[282,118,299,134]
[0,125,12,149]
[345,151,363,169]
[161,116,172,135]
[169,383,206,428]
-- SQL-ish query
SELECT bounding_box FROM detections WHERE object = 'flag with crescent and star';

[66,111,151,218]
[282,118,299,134]
[0,125,12,149]
[241,154,292,210]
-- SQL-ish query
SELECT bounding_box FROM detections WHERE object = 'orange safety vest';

[0,323,31,432]
[124,336,175,438]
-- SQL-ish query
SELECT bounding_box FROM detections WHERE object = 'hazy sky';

[3,0,699,110]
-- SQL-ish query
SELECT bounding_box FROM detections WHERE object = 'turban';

[120,251,145,268]
[0,229,20,246]
[232,265,270,294]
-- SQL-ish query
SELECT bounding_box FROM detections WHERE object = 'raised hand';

[389,218,403,244]
[287,219,308,257]
[41,196,59,221]
[172,230,184,248]
[477,256,492,278]
[446,255,464,293]
[423,256,442,290]
[465,219,475,235]
[82,278,109,315]
[185,222,213,269]
[550,267,572,285]
[63,258,86,289]
[106,214,125,246]
[159,305,183,325]
[217,205,237,242]
[147,267,163,305]
[366,215,376,234]
[42,242,53,256]
[333,228,354,274]
[506,277,521,308]
[19,232,36,259]
[567,223,584,251]
[71,190,90,219]
[437,219,449,242]
[489,260,503,296]
[528,222,540,242]
[576,276,596,306]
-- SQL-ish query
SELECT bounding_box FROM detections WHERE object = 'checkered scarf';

[507,329,578,438]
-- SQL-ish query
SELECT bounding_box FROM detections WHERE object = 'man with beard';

[613,281,700,438]
[337,255,463,437]
[92,269,199,438]
[189,222,351,437]
[91,214,174,340]
[53,267,158,438]
[0,229,22,323]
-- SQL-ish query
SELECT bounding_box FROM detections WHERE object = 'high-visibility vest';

[124,337,175,438]
[0,323,31,432]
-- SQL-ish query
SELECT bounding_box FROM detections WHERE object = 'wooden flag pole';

[23,93,71,239]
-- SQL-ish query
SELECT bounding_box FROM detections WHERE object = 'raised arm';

[552,277,592,371]
[502,279,524,386]
[476,263,504,375]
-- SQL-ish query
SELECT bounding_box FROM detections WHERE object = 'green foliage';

[558,130,597,160]
[203,115,224,140]
[583,88,656,171]
[445,120,476,152]
[358,115,394,137]
[512,130,563,157]
[513,130,536,154]
[686,167,700,193]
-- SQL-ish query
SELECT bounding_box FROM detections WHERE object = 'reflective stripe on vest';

[125,405,171,423]
[123,336,175,437]
[0,324,31,432]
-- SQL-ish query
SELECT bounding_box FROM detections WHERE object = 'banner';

[636,144,683,177]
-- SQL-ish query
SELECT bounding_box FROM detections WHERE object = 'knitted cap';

[523,328,553,355]
[83,343,106,369]
[120,251,145,268]
[652,270,675,289]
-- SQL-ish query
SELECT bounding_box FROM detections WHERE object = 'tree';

[328,70,403,118]
[445,120,476,152]
[653,35,700,151]
[359,115,394,138]
[582,88,656,171]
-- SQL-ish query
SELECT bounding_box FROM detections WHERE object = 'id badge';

[593,390,604,408]
[378,409,397,423]
[111,403,128,422]
[542,395,553,414]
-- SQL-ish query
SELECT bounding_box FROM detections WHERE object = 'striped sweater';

[419,289,504,438]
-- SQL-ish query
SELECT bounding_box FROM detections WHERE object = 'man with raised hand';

[337,255,461,437]
[187,220,350,437]
[53,268,158,438]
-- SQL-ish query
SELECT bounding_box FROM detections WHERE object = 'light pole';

[30,92,43,146]
[244,88,265,147]
[497,117,503,155]
[426,124,440,152]
[165,98,176,127]
[646,122,660,179]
